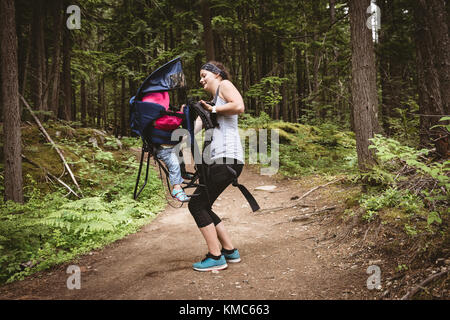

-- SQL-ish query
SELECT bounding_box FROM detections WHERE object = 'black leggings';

[188,158,243,228]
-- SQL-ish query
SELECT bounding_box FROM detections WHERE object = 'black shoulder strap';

[209,85,221,127]
[212,85,221,105]
[225,165,260,212]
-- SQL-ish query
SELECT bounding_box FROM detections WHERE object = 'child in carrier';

[142,91,189,202]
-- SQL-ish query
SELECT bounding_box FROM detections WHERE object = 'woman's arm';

[194,116,203,134]
[200,80,245,116]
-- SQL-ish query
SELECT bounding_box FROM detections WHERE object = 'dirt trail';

[0,166,375,300]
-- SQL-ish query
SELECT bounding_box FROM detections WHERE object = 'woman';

[188,61,244,271]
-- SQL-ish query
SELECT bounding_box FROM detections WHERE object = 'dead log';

[20,95,83,196]
[22,154,80,198]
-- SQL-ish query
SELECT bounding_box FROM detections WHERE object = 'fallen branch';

[272,206,337,226]
[258,203,312,215]
[257,179,343,215]
[21,154,80,198]
[20,95,83,197]
[294,178,344,202]
[400,270,449,300]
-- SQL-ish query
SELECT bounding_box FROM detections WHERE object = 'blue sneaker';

[221,248,241,263]
[192,253,228,272]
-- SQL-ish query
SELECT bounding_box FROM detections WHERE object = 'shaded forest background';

[2,0,448,143]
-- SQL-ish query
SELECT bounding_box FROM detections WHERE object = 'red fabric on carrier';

[142,91,183,131]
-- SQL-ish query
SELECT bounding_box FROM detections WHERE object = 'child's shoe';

[171,188,189,202]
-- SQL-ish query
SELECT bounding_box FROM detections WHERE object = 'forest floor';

[0,162,447,300]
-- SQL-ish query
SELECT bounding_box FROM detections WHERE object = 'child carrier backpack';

[130,57,260,212]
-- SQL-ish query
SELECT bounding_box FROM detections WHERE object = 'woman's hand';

[199,100,213,112]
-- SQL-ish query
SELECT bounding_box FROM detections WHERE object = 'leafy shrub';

[360,134,449,227]
[359,187,425,222]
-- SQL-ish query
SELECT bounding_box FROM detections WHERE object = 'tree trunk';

[97,78,102,127]
[414,0,448,157]
[80,78,87,126]
[378,0,394,136]
[201,0,215,61]
[19,25,31,119]
[427,0,450,158]
[330,0,336,25]
[38,0,48,115]
[120,77,126,137]
[427,0,450,116]
[62,26,72,121]
[277,40,288,121]
[349,0,379,171]
[295,49,302,122]
[49,0,63,118]
[113,78,118,136]
[1,0,24,203]
[31,0,44,114]
[87,85,94,126]
[72,82,76,121]
[102,77,107,130]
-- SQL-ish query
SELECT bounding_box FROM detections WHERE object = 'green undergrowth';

[240,111,357,177]
[240,113,448,251]
[0,121,165,285]
[342,135,449,269]
[356,135,448,227]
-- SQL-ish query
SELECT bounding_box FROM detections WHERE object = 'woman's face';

[199,69,218,92]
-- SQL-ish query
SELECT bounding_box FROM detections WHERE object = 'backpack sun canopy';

[130,57,186,142]
[136,57,186,99]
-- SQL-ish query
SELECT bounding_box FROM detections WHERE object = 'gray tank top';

[210,88,244,163]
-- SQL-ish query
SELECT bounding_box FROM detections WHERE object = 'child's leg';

[156,147,185,187]
[173,184,182,190]
[156,147,188,201]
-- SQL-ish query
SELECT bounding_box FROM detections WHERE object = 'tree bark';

[427,0,450,116]
[62,26,72,121]
[31,0,45,114]
[295,48,302,122]
[87,84,94,126]
[427,0,450,158]
[414,0,447,156]
[378,0,392,135]
[18,24,31,118]
[201,0,215,61]
[330,0,336,25]
[49,0,64,118]
[102,77,107,129]
[349,0,379,171]
[113,78,118,137]
[97,78,102,127]
[120,77,126,136]
[80,78,87,126]
[1,0,24,203]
